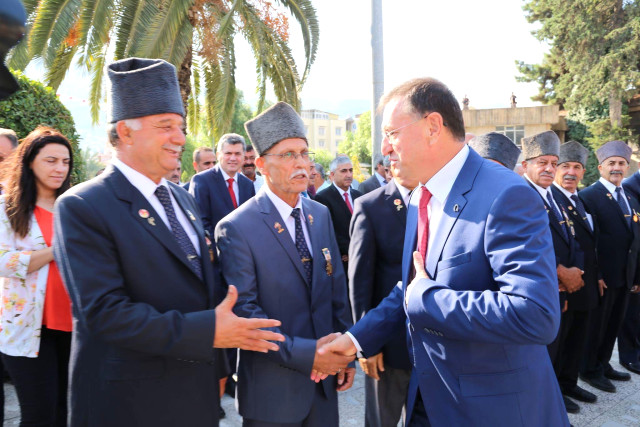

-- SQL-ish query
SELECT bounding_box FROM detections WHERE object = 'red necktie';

[227,178,238,209]
[343,191,353,214]
[417,186,432,261]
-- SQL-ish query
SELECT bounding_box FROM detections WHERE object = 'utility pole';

[371,0,384,172]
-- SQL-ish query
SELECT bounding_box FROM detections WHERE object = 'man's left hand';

[336,367,356,392]
[406,251,428,305]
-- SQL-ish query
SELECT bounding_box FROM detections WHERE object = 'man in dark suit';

[190,133,256,238]
[52,58,283,427]
[216,102,354,426]
[349,172,417,427]
[315,156,362,277]
[359,155,388,194]
[182,146,216,191]
[551,141,601,410]
[522,131,585,413]
[579,140,640,392]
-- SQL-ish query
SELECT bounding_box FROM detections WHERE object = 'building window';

[335,127,341,136]
[318,126,326,136]
[496,125,525,147]
[319,140,325,147]
[336,140,340,147]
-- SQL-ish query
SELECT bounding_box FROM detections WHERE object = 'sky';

[25,0,548,153]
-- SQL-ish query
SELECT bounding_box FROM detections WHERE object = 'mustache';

[562,174,578,181]
[243,163,255,168]
[540,171,554,178]
[610,171,623,175]
[290,169,309,179]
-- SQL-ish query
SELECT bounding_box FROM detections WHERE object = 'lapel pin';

[322,248,333,276]
[138,209,149,219]
[453,204,459,212]
[308,214,314,225]
[274,222,284,233]
[148,217,156,226]
[186,210,196,221]
[607,193,613,200]
[394,199,404,211]
[568,205,573,210]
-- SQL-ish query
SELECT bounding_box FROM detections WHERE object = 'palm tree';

[9,0,318,139]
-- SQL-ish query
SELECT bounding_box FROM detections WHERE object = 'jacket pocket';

[459,367,528,397]
[437,251,472,272]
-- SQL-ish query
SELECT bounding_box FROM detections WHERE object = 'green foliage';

[76,148,106,181]
[229,91,254,142]
[338,111,372,166]
[313,149,332,172]
[566,117,600,187]
[180,135,199,183]
[0,70,84,182]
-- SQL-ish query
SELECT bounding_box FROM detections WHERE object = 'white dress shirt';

[252,174,265,193]
[552,182,594,230]
[262,185,313,256]
[220,168,240,207]
[112,158,200,255]
[395,179,413,206]
[599,176,632,214]
[334,182,354,209]
[524,174,564,220]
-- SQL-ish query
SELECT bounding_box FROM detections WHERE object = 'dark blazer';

[53,166,220,427]
[314,184,362,257]
[216,192,352,423]
[359,174,382,194]
[551,185,600,311]
[348,180,410,370]
[580,180,640,289]
[182,181,190,192]
[190,165,256,237]
[623,171,640,201]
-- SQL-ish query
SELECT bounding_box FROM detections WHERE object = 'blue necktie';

[155,185,202,280]
[291,208,313,285]
[616,187,632,227]
[547,191,568,240]
[570,194,591,231]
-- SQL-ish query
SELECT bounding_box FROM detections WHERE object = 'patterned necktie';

[546,191,568,240]
[616,187,632,227]
[343,192,353,214]
[570,194,591,231]
[155,185,202,280]
[227,178,238,209]
[417,187,432,262]
[290,208,313,284]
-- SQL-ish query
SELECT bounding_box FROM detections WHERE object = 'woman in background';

[0,126,73,426]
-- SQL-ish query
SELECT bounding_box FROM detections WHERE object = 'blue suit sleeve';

[190,174,213,237]
[406,184,560,345]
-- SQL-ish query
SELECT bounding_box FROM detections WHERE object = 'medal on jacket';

[322,248,333,276]
[633,209,639,223]
[561,207,575,237]
[205,236,214,262]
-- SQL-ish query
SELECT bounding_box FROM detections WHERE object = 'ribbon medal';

[322,248,333,276]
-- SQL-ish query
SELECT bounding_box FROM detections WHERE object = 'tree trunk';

[609,92,623,128]
[177,44,193,122]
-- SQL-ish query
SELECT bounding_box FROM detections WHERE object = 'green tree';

[338,111,372,165]
[517,0,640,142]
[313,148,332,172]
[0,70,84,182]
[77,148,106,181]
[11,0,319,139]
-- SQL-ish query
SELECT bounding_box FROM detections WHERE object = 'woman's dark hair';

[1,126,73,238]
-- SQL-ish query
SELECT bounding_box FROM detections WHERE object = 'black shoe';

[562,385,597,403]
[225,376,236,398]
[604,367,631,381]
[621,361,640,375]
[563,395,579,413]
[580,374,616,392]
[219,407,226,419]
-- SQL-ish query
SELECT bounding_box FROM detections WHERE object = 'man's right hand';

[214,285,285,352]
[359,353,384,380]
[310,334,357,382]
[310,333,353,382]
[557,265,584,293]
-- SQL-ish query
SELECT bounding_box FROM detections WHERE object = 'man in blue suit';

[53,58,283,427]
[216,102,355,427]
[318,78,568,426]
[190,133,256,238]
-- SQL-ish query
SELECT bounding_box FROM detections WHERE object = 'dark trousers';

[553,309,591,390]
[365,366,411,427]
[618,291,640,364]
[581,286,629,377]
[408,390,430,427]
[1,327,71,427]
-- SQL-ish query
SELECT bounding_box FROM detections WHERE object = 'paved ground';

[4,346,640,426]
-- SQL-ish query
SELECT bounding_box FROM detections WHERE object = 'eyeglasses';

[383,112,443,141]
[263,151,315,163]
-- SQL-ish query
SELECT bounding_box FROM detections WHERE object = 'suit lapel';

[384,181,407,228]
[304,199,327,301]
[528,181,568,244]
[213,166,235,211]
[594,181,630,230]
[402,189,419,293]
[329,185,352,218]
[552,186,593,236]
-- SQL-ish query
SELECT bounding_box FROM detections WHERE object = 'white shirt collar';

[374,171,386,185]
[333,182,350,196]
[553,181,577,199]
[111,157,170,198]
[524,174,553,201]
[423,144,469,204]
[599,176,620,194]
[394,179,413,205]
[262,184,305,223]
[220,167,236,183]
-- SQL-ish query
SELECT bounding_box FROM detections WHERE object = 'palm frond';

[45,42,78,89]
[275,0,319,85]
[7,25,33,71]
[166,17,193,66]
[78,0,114,66]
[29,0,82,66]
[88,44,108,124]
[114,0,159,60]
[139,0,193,64]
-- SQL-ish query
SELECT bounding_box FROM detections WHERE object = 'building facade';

[301,109,347,156]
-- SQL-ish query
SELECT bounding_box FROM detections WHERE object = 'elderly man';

[243,144,265,192]
[164,162,181,185]
[182,146,216,191]
[313,163,329,193]
[468,132,521,171]
[315,156,362,278]
[53,58,284,427]
[550,141,601,409]
[579,141,640,392]
[216,102,354,427]
[319,78,567,426]
[359,155,388,194]
[190,133,255,238]
[0,128,18,164]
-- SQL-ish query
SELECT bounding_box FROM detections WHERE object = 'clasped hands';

[310,333,356,391]
[557,265,584,294]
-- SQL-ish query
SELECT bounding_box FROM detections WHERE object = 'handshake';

[311,332,358,391]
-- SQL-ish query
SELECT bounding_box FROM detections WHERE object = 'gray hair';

[330,155,352,172]
[193,146,214,163]
[217,133,246,153]
[314,163,325,178]
[373,154,384,167]
[0,128,18,147]
[107,118,142,147]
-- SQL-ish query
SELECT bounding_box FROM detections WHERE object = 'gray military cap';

[521,131,560,161]
[596,140,632,164]
[469,132,521,171]
[107,58,184,123]
[245,102,307,155]
[559,141,589,167]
